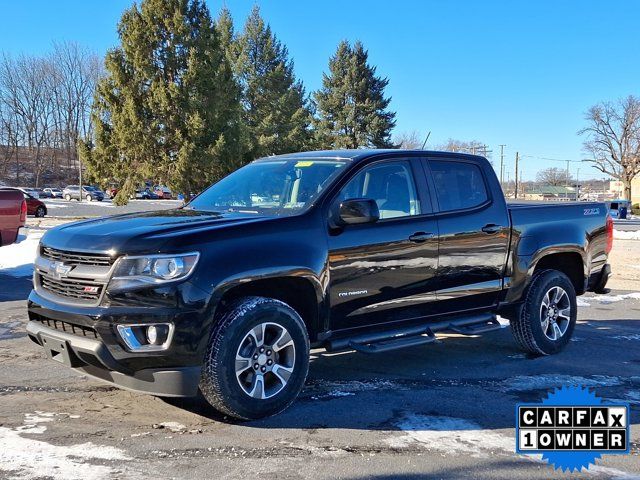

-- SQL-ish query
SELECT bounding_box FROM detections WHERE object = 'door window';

[338,161,421,219]
[429,160,488,212]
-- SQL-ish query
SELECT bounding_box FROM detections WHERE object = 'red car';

[23,192,47,217]
[0,189,26,246]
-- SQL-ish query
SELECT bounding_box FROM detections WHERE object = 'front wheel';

[511,270,577,356]
[199,297,310,420]
[35,206,46,218]
[64,194,71,201]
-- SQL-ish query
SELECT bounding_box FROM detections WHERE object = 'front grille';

[40,275,104,302]
[41,246,113,267]
[32,315,98,339]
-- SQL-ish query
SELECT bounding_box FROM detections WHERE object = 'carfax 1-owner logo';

[516,385,630,472]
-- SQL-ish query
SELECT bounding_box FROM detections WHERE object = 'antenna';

[421,131,431,150]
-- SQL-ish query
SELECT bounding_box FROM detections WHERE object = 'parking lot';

[0,209,639,479]
[42,198,183,218]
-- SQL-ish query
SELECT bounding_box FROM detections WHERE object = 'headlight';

[107,252,199,293]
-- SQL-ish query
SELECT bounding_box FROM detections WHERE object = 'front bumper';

[27,320,201,396]
[27,288,211,397]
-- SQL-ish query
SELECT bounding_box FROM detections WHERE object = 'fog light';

[147,325,158,345]
[117,323,174,352]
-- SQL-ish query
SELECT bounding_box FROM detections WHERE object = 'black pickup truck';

[26,150,613,419]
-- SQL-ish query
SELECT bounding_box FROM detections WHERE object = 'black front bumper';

[27,289,210,397]
[26,320,200,396]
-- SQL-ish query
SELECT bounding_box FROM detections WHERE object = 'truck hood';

[41,208,273,254]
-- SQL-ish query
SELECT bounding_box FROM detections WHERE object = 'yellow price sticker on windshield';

[295,161,314,167]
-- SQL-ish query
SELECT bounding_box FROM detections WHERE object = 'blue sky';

[1,0,638,180]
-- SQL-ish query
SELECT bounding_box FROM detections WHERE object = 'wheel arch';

[530,249,586,295]
[211,272,326,342]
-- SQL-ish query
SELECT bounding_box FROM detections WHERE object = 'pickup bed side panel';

[504,202,608,304]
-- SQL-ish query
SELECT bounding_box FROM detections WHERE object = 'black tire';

[64,194,71,201]
[199,296,310,420]
[35,206,46,218]
[511,270,577,356]
[86,194,92,202]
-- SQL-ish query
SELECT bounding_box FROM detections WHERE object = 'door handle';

[482,224,502,234]
[409,232,435,243]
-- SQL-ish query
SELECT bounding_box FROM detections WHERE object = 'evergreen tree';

[80,0,243,204]
[230,6,312,159]
[313,40,396,149]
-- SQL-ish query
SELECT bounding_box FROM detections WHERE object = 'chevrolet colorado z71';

[26,150,613,419]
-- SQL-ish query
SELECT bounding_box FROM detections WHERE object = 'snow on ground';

[0,228,47,277]
[577,298,591,307]
[592,292,640,304]
[614,229,640,240]
[0,412,131,480]
[388,414,635,478]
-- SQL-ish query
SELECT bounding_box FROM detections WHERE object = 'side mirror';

[338,198,380,225]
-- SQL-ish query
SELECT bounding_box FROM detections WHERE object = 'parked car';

[153,185,172,199]
[22,192,47,217]
[17,187,40,199]
[62,185,105,202]
[106,186,119,199]
[0,188,26,246]
[131,188,159,200]
[43,188,63,199]
[27,150,613,420]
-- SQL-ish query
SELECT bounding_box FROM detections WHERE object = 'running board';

[349,331,437,354]
[327,313,498,354]
[449,317,502,335]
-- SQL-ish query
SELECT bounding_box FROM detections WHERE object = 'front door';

[327,158,439,331]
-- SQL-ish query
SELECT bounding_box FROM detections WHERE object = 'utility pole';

[576,168,580,201]
[499,144,506,185]
[514,152,520,199]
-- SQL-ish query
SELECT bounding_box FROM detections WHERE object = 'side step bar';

[328,313,502,354]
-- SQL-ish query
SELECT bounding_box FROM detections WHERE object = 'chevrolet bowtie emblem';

[49,261,73,279]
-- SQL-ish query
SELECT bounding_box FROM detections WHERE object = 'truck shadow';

[164,316,640,432]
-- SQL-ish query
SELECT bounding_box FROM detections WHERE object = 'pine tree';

[230,6,312,159]
[80,0,243,204]
[314,40,396,149]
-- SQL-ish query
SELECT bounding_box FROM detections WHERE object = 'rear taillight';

[19,200,27,223]
[605,214,613,254]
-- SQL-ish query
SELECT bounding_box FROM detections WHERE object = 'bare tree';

[579,95,640,201]
[393,130,423,149]
[438,138,492,158]
[536,167,573,186]
[0,43,101,187]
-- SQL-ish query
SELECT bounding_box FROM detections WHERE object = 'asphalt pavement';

[614,218,640,232]
[0,287,639,479]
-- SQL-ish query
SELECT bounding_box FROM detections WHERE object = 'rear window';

[429,160,488,212]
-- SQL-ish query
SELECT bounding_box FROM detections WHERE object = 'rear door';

[423,157,510,313]
[327,157,440,330]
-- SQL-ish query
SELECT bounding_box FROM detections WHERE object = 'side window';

[338,161,420,219]
[429,160,488,212]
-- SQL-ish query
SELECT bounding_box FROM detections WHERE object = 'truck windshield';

[188,159,348,215]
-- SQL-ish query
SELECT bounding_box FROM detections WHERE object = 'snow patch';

[0,228,47,277]
[614,229,640,240]
[611,334,640,341]
[499,375,622,392]
[153,421,186,433]
[576,298,591,307]
[388,414,513,457]
[311,390,356,400]
[0,417,130,480]
[592,292,640,304]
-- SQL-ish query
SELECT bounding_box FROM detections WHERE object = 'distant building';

[609,179,640,205]
[523,185,576,201]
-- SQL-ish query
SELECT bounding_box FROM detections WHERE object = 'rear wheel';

[199,296,310,420]
[86,194,92,202]
[511,270,577,355]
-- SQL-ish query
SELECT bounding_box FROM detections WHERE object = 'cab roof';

[255,149,486,164]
